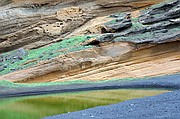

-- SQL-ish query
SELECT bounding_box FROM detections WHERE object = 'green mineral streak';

[113,32,155,42]
[0,35,94,76]
[130,17,146,30]
[113,20,180,42]
[0,77,144,88]
[0,89,168,119]
[105,19,116,25]
[0,80,92,88]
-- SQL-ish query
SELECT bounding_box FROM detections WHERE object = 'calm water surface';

[0,89,168,119]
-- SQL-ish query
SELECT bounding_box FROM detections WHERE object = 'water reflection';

[0,89,168,119]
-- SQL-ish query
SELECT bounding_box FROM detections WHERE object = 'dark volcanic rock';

[85,0,180,45]
[0,67,4,71]
[105,13,132,32]
[139,0,180,24]
[0,48,27,72]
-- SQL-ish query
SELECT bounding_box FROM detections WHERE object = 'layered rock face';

[0,0,165,53]
[84,0,180,44]
[0,0,179,83]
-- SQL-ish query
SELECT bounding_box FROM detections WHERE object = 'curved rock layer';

[23,41,180,83]
[0,40,179,83]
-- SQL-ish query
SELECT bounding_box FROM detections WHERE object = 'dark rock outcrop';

[139,0,180,24]
[104,13,132,32]
[85,0,180,45]
[0,48,27,71]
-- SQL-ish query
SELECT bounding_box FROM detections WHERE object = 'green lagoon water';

[0,89,168,119]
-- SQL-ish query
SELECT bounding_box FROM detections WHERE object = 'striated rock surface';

[84,0,180,45]
[0,0,165,53]
[0,0,179,83]
[0,1,180,119]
